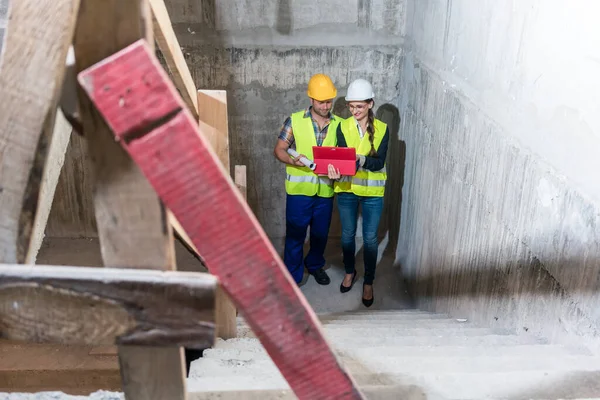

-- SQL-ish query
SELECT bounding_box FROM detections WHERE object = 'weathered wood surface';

[0,0,80,263]
[73,0,176,270]
[26,110,73,263]
[197,89,237,340]
[149,0,198,119]
[0,339,121,394]
[0,265,216,348]
[198,90,231,174]
[73,1,188,399]
[45,132,98,238]
[78,39,364,400]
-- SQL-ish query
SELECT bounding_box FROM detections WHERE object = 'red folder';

[312,146,357,176]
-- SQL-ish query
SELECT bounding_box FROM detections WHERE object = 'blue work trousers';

[284,194,334,283]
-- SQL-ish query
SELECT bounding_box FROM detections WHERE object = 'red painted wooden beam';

[77,39,363,400]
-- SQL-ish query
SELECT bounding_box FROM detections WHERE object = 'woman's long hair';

[366,100,377,157]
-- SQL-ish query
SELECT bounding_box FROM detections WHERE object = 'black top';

[336,123,390,171]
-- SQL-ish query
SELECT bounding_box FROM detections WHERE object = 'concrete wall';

[165,0,407,238]
[398,0,600,347]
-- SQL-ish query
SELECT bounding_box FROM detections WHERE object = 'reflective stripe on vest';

[285,110,339,198]
[286,174,332,185]
[334,117,387,197]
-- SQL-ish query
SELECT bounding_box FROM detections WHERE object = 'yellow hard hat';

[307,74,337,101]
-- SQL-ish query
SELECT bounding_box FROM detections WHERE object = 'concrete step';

[319,318,469,327]
[187,369,600,399]
[203,343,589,362]
[187,383,444,400]
[190,353,600,377]
[236,325,500,339]
[214,333,546,352]
[235,311,452,326]
[237,318,465,330]
[319,311,453,320]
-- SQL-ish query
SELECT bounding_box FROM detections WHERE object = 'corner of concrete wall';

[399,0,600,347]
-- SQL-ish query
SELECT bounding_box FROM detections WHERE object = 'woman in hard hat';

[327,78,389,307]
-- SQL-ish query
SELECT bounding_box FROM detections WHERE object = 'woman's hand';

[327,164,341,180]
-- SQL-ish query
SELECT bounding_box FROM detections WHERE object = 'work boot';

[310,268,331,285]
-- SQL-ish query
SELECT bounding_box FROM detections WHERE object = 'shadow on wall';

[275,0,292,35]
[405,249,600,345]
[377,103,404,259]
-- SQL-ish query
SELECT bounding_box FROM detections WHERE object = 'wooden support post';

[196,89,236,339]
[78,40,364,400]
[198,90,231,173]
[73,1,187,399]
[0,265,216,348]
[0,0,80,263]
[149,0,198,120]
[143,1,237,339]
[27,111,73,264]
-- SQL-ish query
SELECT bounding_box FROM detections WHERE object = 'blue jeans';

[337,192,383,285]
[284,194,334,283]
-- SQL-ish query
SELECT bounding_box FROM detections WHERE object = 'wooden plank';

[214,284,237,339]
[0,339,121,394]
[78,39,364,400]
[45,132,98,238]
[26,110,72,263]
[149,0,198,119]
[0,265,216,348]
[198,90,230,173]
[169,216,238,341]
[198,89,237,340]
[0,0,80,263]
[73,7,175,269]
[73,2,188,399]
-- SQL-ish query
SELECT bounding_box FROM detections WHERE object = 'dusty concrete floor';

[272,236,413,313]
[37,235,413,315]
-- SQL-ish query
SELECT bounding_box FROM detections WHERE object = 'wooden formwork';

[0,1,362,399]
[0,0,239,396]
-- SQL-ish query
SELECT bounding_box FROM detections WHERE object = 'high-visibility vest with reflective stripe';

[334,117,387,197]
[285,111,339,197]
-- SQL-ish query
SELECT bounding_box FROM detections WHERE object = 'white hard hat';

[345,79,375,101]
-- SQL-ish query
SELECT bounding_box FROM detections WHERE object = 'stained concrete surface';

[397,0,600,349]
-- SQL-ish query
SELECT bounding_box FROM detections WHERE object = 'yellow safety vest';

[285,110,339,198]
[334,117,387,197]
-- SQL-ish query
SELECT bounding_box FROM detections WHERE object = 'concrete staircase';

[187,309,600,400]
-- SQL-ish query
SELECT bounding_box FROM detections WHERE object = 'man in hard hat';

[273,73,341,286]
